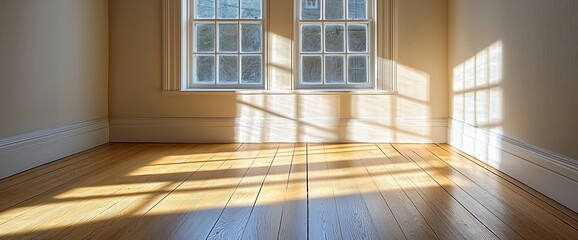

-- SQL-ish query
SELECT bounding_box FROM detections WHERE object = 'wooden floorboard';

[395,144,505,239]
[437,144,578,226]
[356,144,436,239]
[241,143,294,240]
[307,143,342,240]
[278,143,308,240]
[0,144,141,213]
[383,144,467,239]
[409,145,525,240]
[206,144,278,240]
[427,144,578,239]
[422,144,555,239]
[83,143,243,240]
[339,143,405,240]
[326,143,381,240]
[0,143,576,240]
[109,143,254,239]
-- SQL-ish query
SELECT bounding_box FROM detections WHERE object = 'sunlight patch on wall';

[397,64,430,102]
[350,95,392,118]
[235,95,341,142]
[450,41,504,168]
[236,95,269,142]
[452,41,503,129]
[268,33,292,90]
[232,57,439,142]
[395,64,433,142]
[396,64,430,118]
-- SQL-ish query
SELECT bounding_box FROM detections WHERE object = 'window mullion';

[237,21,241,84]
[214,19,218,86]
[321,0,325,21]
[321,23,325,85]
[344,22,349,85]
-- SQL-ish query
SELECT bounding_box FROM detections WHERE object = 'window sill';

[161,89,398,96]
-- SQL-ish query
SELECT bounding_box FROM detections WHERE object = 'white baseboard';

[0,118,110,179]
[447,118,578,213]
[110,117,447,143]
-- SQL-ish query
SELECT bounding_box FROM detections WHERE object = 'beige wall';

[448,0,578,160]
[0,0,109,138]
[109,0,448,142]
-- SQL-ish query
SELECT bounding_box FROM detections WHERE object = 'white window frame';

[162,0,395,93]
[295,0,388,90]
[192,0,266,90]
[163,0,267,91]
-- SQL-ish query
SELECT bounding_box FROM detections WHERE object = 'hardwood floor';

[0,143,576,239]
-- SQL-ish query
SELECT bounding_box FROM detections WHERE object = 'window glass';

[190,0,264,89]
[298,0,372,88]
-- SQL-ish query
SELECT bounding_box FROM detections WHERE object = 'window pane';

[348,55,368,83]
[218,23,238,52]
[325,0,344,20]
[301,0,321,20]
[195,0,215,19]
[218,56,239,84]
[302,56,322,84]
[241,23,262,52]
[347,0,367,20]
[218,0,239,19]
[325,56,345,83]
[241,56,262,84]
[348,24,367,52]
[195,56,215,83]
[325,24,345,52]
[301,24,321,53]
[196,23,215,52]
[241,0,261,19]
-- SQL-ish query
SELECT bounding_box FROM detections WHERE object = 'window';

[296,0,374,89]
[162,0,394,92]
[189,0,264,89]
[305,0,319,9]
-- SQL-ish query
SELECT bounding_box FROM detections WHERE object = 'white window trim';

[162,0,396,93]
[190,3,266,89]
[378,0,396,92]
[295,0,375,90]
[162,0,183,91]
